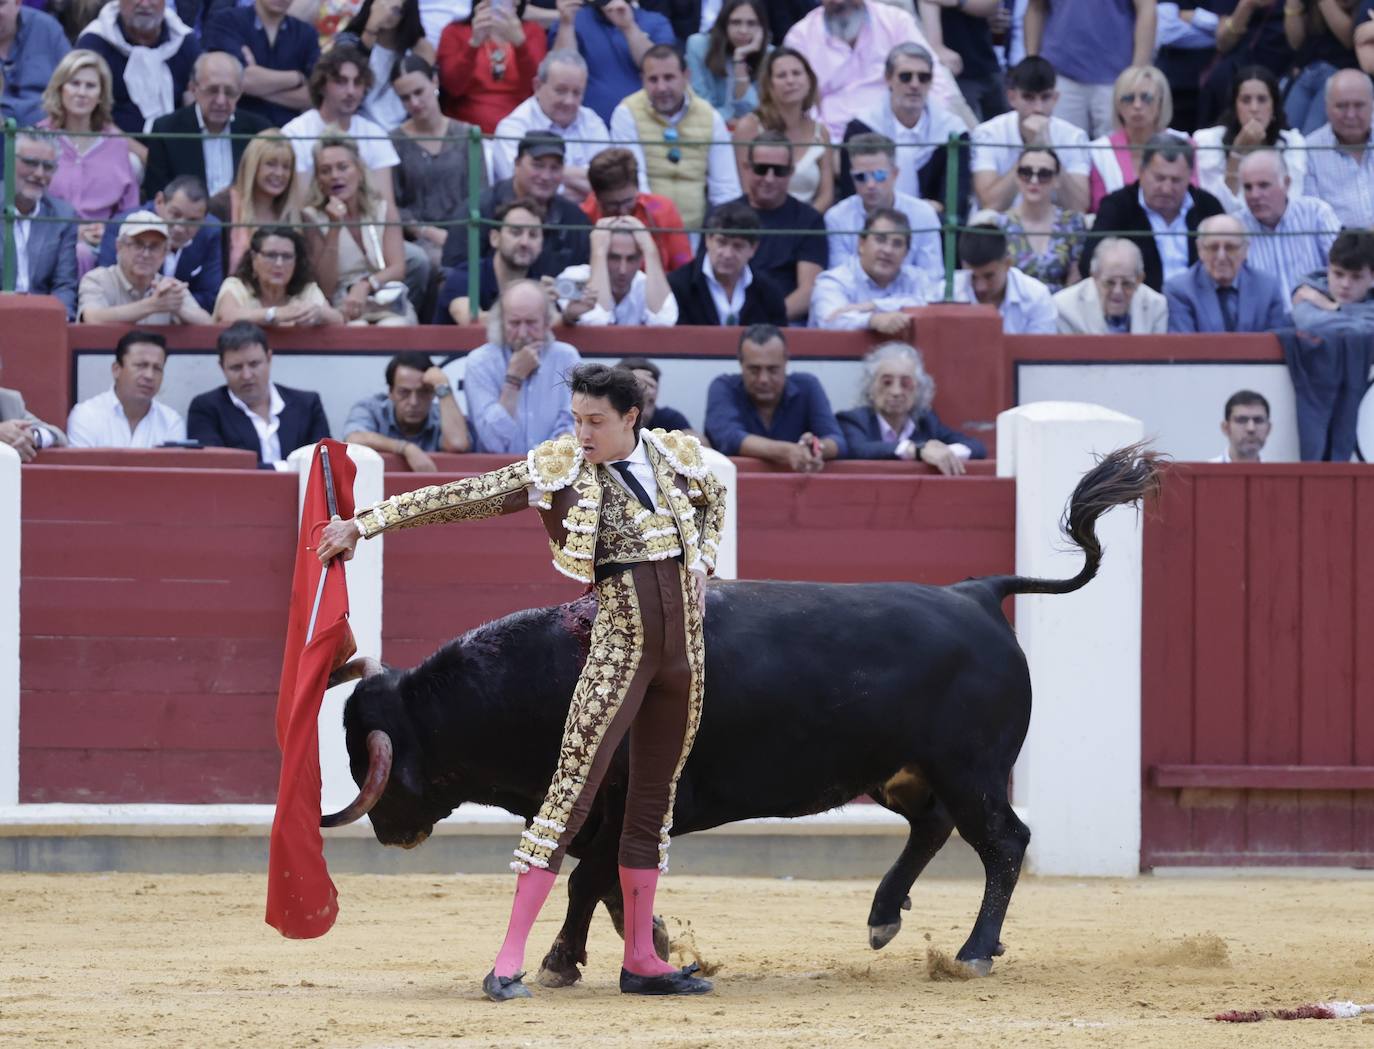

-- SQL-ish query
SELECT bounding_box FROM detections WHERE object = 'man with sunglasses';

[610,44,742,232]
[825,133,941,277]
[952,223,1056,334]
[971,55,1090,211]
[0,131,78,321]
[719,131,829,322]
[841,43,970,216]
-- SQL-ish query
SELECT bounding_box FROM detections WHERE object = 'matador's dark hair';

[569,363,646,434]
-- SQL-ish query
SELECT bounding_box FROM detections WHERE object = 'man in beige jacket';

[1053,237,1168,334]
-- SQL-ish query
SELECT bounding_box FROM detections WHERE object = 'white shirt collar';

[227,382,285,420]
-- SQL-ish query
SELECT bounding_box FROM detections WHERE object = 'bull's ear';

[329,657,386,689]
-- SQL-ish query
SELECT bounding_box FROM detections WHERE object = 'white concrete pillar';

[701,448,738,580]
[0,445,18,806]
[290,443,385,812]
[996,402,1144,877]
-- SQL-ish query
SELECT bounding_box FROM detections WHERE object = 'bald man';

[1236,149,1340,299]
[1302,69,1374,228]
[457,279,582,454]
[1164,214,1289,333]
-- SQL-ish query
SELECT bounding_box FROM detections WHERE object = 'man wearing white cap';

[78,210,213,325]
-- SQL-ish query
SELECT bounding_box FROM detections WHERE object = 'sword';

[305,444,341,645]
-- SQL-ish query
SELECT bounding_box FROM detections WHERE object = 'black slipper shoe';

[619,962,713,996]
[482,970,532,1001]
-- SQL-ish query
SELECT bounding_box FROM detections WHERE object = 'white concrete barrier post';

[996,402,1144,877]
[0,445,19,806]
[290,444,385,813]
[701,448,738,580]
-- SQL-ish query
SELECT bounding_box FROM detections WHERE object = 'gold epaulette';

[643,428,709,480]
[527,433,583,492]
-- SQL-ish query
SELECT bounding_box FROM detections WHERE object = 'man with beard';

[435,199,550,324]
[76,0,199,134]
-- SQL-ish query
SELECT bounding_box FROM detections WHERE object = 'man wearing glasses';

[824,132,942,277]
[77,212,212,326]
[971,55,1090,211]
[610,44,742,233]
[0,131,78,320]
[842,43,971,216]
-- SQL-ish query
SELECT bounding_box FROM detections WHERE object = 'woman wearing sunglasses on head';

[1087,65,1190,212]
[995,146,1086,293]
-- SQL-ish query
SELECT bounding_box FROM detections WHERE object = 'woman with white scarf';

[74,0,198,134]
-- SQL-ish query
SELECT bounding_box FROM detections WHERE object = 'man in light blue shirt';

[1237,149,1341,298]
[459,280,581,454]
[824,132,942,277]
[810,209,941,332]
[0,0,70,127]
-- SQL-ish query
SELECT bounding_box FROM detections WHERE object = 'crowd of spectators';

[6,0,1374,468]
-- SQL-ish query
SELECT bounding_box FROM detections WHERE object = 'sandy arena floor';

[2,871,1373,1048]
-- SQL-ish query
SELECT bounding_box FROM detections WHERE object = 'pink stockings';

[492,867,557,979]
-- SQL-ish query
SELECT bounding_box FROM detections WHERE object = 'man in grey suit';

[0,353,67,462]
[0,131,78,319]
[1165,215,1289,334]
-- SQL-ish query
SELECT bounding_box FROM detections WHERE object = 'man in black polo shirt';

[443,131,592,277]
[433,199,552,324]
[203,0,319,127]
[719,131,828,324]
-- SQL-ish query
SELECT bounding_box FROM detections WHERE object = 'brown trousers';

[511,559,705,874]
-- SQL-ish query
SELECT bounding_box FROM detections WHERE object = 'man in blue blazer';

[836,342,986,475]
[1165,215,1290,334]
[0,132,79,319]
[187,322,330,469]
[96,176,223,314]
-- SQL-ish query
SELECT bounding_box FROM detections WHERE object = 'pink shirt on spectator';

[39,120,141,221]
[782,3,961,141]
[1088,128,1197,212]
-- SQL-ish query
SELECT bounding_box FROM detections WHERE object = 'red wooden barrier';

[19,465,298,803]
[1141,463,1374,867]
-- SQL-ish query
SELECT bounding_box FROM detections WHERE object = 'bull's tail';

[972,443,1163,602]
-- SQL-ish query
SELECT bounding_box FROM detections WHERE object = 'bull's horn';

[320,730,393,828]
[328,656,385,689]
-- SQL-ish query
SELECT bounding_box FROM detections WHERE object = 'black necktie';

[612,460,655,512]
[1218,286,1239,332]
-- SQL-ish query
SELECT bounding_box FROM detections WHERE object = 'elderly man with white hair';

[1052,236,1166,333]
[1302,69,1374,229]
[492,51,611,200]
[1235,148,1341,300]
[1166,214,1290,333]
[455,279,581,454]
[835,341,986,475]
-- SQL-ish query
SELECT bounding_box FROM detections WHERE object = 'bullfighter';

[317,363,726,1001]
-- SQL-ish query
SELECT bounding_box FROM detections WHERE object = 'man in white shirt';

[282,44,400,202]
[825,132,942,276]
[492,50,610,200]
[1210,390,1270,463]
[810,208,941,332]
[560,217,678,327]
[952,224,1057,334]
[67,331,186,448]
[971,55,1090,211]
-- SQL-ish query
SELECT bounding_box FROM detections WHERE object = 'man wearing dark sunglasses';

[720,131,829,322]
[841,43,971,217]
[0,131,78,320]
[971,56,1090,212]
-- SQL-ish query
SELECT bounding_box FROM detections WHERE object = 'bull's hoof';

[868,920,902,950]
[653,915,671,961]
[957,957,994,977]
[535,964,582,989]
[902,896,912,911]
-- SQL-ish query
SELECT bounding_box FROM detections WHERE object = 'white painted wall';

[0,444,18,806]
[997,402,1145,877]
[289,443,385,814]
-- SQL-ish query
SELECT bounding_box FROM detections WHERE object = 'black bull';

[323,446,1159,984]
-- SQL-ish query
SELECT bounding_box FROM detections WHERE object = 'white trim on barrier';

[997,402,1145,878]
[291,443,385,816]
[0,445,19,807]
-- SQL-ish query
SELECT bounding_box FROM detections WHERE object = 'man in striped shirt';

[1237,149,1340,298]
[1301,70,1374,228]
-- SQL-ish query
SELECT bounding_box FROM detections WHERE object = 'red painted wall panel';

[1141,465,1374,867]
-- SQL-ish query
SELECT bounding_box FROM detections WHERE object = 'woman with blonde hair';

[1087,66,1191,211]
[210,130,303,277]
[731,47,833,212]
[38,50,143,273]
[303,132,417,326]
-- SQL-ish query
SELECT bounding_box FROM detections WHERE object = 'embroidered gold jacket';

[353,429,727,585]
